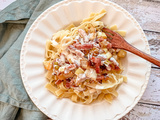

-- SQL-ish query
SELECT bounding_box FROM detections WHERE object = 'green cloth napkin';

[0,0,62,119]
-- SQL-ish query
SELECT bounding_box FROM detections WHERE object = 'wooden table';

[109,0,160,119]
[1,0,159,119]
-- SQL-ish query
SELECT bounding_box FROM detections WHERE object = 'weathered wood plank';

[110,0,160,32]
[144,0,160,2]
[121,102,160,120]
[145,31,160,63]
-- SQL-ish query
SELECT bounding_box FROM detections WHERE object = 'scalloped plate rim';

[20,0,151,120]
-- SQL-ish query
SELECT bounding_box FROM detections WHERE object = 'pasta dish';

[43,9,127,104]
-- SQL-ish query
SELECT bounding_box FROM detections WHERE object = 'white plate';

[20,0,151,120]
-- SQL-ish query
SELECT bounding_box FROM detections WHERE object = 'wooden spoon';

[102,27,160,67]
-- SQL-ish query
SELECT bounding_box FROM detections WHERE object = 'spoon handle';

[123,41,160,67]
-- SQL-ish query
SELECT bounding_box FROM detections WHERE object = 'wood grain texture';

[120,102,160,120]
[145,30,160,68]
[145,31,160,59]
[110,0,160,32]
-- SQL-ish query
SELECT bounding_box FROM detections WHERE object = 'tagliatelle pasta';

[43,9,127,104]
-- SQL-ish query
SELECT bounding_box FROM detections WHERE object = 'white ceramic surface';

[20,0,151,120]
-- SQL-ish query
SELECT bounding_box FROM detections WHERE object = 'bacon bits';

[99,39,112,49]
[114,65,120,71]
[91,57,101,73]
[65,82,71,89]
[74,43,93,50]
[55,80,62,85]
[68,45,84,58]
[106,43,112,49]
[78,29,89,43]
[98,37,105,42]
[96,75,109,83]
[66,64,77,71]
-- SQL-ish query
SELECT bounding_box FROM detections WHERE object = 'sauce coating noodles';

[44,9,127,104]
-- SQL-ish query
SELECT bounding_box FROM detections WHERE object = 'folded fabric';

[0,0,62,119]
[0,101,47,120]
